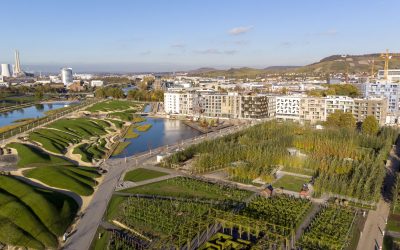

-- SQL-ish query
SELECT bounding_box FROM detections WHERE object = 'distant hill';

[189,53,400,78]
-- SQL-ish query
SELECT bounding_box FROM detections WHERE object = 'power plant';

[0,50,27,78]
[0,64,11,77]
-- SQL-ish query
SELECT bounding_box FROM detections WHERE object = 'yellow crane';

[380,49,392,80]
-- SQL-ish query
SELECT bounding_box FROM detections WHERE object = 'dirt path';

[357,145,400,250]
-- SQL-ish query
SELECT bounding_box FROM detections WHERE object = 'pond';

[0,102,78,128]
[114,117,203,157]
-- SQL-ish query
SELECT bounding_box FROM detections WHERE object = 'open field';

[24,165,100,196]
[123,168,168,182]
[0,175,78,249]
[120,177,252,201]
[163,121,398,202]
[273,175,310,192]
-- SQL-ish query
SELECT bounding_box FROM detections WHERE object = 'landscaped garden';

[298,205,357,250]
[162,121,398,202]
[85,100,142,113]
[0,175,78,249]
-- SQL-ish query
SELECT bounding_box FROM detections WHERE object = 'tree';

[362,116,379,135]
[326,110,356,128]
[95,88,107,98]
[34,90,44,100]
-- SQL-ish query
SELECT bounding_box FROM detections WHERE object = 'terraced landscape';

[0,175,78,249]
[0,100,146,249]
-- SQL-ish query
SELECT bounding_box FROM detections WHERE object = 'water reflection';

[0,102,78,128]
[114,117,202,158]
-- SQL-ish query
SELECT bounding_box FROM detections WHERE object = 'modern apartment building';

[353,97,387,125]
[275,96,301,121]
[165,90,388,124]
[361,81,400,113]
[325,95,355,116]
[241,95,276,119]
[299,96,327,124]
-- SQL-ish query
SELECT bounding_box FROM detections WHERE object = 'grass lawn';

[24,165,100,196]
[107,119,124,129]
[135,123,152,132]
[86,100,141,113]
[105,195,127,220]
[73,143,106,163]
[273,175,310,192]
[112,141,131,156]
[120,177,252,201]
[90,227,111,250]
[124,168,169,182]
[0,175,78,249]
[7,142,71,167]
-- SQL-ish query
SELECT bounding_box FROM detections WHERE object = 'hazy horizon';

[1,0,399,72]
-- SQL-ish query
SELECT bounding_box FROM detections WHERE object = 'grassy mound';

[24,166,100,196]
[29,128,81,154]
[124,168,168,182]
[8,143,71,167]
[0,175,78,249]
[46,118,110,138]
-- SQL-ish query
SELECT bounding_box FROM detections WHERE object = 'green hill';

[189,53,400,78]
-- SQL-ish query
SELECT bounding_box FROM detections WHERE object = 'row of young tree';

[163,121,398,202]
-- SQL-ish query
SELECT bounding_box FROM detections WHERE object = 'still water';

[0,102,77,128]
[115,117,203,157]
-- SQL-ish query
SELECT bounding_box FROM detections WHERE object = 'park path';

[357,145,400,250]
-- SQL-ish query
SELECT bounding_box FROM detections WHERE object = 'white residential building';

[275,95,301,121]
[325,95,355,116]
[164,92,182,114]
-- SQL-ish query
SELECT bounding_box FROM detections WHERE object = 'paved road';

[357,145,400,250]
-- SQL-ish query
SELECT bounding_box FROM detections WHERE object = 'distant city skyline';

[1,0,399,72]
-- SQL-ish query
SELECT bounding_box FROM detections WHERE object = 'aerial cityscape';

[1,1,400,250]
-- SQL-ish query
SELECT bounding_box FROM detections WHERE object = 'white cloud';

[194,49,238,55]
[228,26,254,35]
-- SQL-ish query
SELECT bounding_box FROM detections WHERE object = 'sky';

[1,0,399,72]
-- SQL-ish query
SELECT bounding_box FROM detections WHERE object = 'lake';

[115,117,203,157]
[0,102,78,128]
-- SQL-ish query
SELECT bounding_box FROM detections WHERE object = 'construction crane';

[368,59,375,78]
[380,49,392,80]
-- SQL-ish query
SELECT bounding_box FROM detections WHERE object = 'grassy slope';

[8,142,71,167]
[24,166,100,196]
[123,168,168,182]
[0,175,78,249]
[112,141,131,156]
